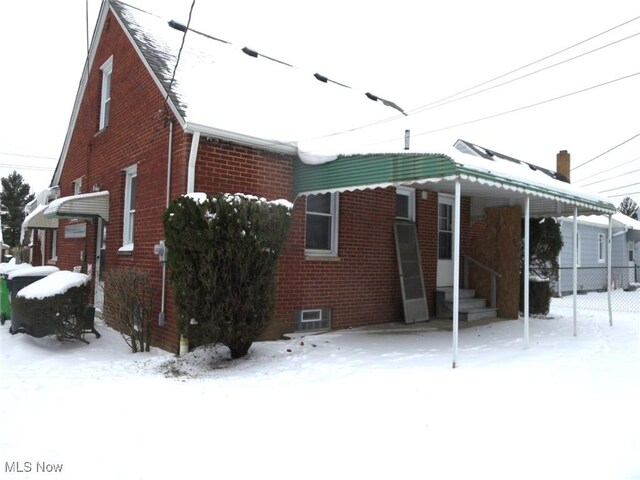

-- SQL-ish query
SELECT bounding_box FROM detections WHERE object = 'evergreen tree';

[164,193,292,359]
[618,196,638,220]
[0,171,35,247]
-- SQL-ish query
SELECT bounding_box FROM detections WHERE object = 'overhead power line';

[406,14,640,115]
[574,156,640,183]
[572,131,640,172]
[0,152,57,160]
[0,164,54,172]
[358,69,640,149]
[166,11,407,116]
[163,0,196,109]
[599,181,640,193]
[406,30,640,117]
[578,167,640,187]
[608,191,640,198]
[301,13,640,143]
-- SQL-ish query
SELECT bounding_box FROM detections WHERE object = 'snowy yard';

[1,297,639,480]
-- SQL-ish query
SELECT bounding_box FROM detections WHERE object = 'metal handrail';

[463,255,502,309]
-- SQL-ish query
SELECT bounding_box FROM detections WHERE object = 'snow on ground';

[1,296,639,480]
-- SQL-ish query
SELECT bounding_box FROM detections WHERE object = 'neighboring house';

[22,0,615,353]
[556,213,640,293]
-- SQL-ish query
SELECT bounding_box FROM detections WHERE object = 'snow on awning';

[22,204,60,230]
[44,191,110,222]
[293,149,616,217]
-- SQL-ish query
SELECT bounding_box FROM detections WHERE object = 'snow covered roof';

[110,0,396,154]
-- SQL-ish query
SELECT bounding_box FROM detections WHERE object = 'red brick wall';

[54,10,188,351]
[54,9,476,351]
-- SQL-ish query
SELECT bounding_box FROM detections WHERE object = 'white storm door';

[437,194,455,287]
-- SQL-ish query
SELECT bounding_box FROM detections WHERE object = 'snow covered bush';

[103,268,154,353]
[12,272,92,340]
[164,192,292,358]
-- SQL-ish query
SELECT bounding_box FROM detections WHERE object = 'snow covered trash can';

[11,270,100,342]
[7,266,59,334]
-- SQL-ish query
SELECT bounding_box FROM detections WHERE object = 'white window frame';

[305,192,339,257]
[73,177,83,195]
[120,164,137,251]
[597,233,605,264]
[301,309,322,323]
[438,196,454,260]
[396,186,415,222]
[99,56,113,130]
[576,231,581,267]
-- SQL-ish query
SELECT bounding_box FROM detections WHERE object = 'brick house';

[23,0,615,361]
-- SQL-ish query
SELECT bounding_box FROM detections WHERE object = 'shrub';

[103,268,154,353]
[520,217,564,315]
[13,281,92,340]
[164,193,292,358]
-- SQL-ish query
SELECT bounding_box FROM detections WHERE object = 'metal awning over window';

[44,191,110,222]
[22,204,59,230]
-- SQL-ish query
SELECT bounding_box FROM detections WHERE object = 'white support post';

[607,214,613,327]
[572,207,578,336]
[452,180,461,369]
[524,196,530,348]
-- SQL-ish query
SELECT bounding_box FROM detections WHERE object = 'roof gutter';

[185,122,298,155]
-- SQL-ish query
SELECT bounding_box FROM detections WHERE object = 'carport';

[294,140,617,367]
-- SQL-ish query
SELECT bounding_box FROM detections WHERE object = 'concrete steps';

[435,288,498,322]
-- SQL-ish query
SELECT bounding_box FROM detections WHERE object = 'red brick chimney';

[557,150,570,183]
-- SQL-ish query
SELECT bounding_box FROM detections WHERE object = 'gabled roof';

[51,0,401,187]
[111,0,394,149]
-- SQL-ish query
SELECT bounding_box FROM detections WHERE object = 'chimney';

[556,150,570,183]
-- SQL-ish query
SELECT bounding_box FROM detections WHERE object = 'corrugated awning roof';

[44,191,110,222]
[293,150,616,217]
[22,204,60,230]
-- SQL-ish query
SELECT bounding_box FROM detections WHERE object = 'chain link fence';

[552,266,639,313]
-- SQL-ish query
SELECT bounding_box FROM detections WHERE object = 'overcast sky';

[1,0,638,208]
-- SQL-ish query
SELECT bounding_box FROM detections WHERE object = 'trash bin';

[8,266,59,335]
[0,263,33,325]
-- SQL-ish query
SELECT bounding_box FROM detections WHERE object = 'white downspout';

[572,207,578,336]
[607,214,613,327]
[452,180,461,368]
[524,196,530,348]
[158,119,174,327]
[187,131,201,194]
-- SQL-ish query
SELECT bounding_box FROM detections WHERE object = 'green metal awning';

[294,153,456,196]
[293,152,616,216]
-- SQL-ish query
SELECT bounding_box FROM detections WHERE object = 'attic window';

[99,56,113,130]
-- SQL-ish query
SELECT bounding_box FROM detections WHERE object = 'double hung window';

[305,193,338,256]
